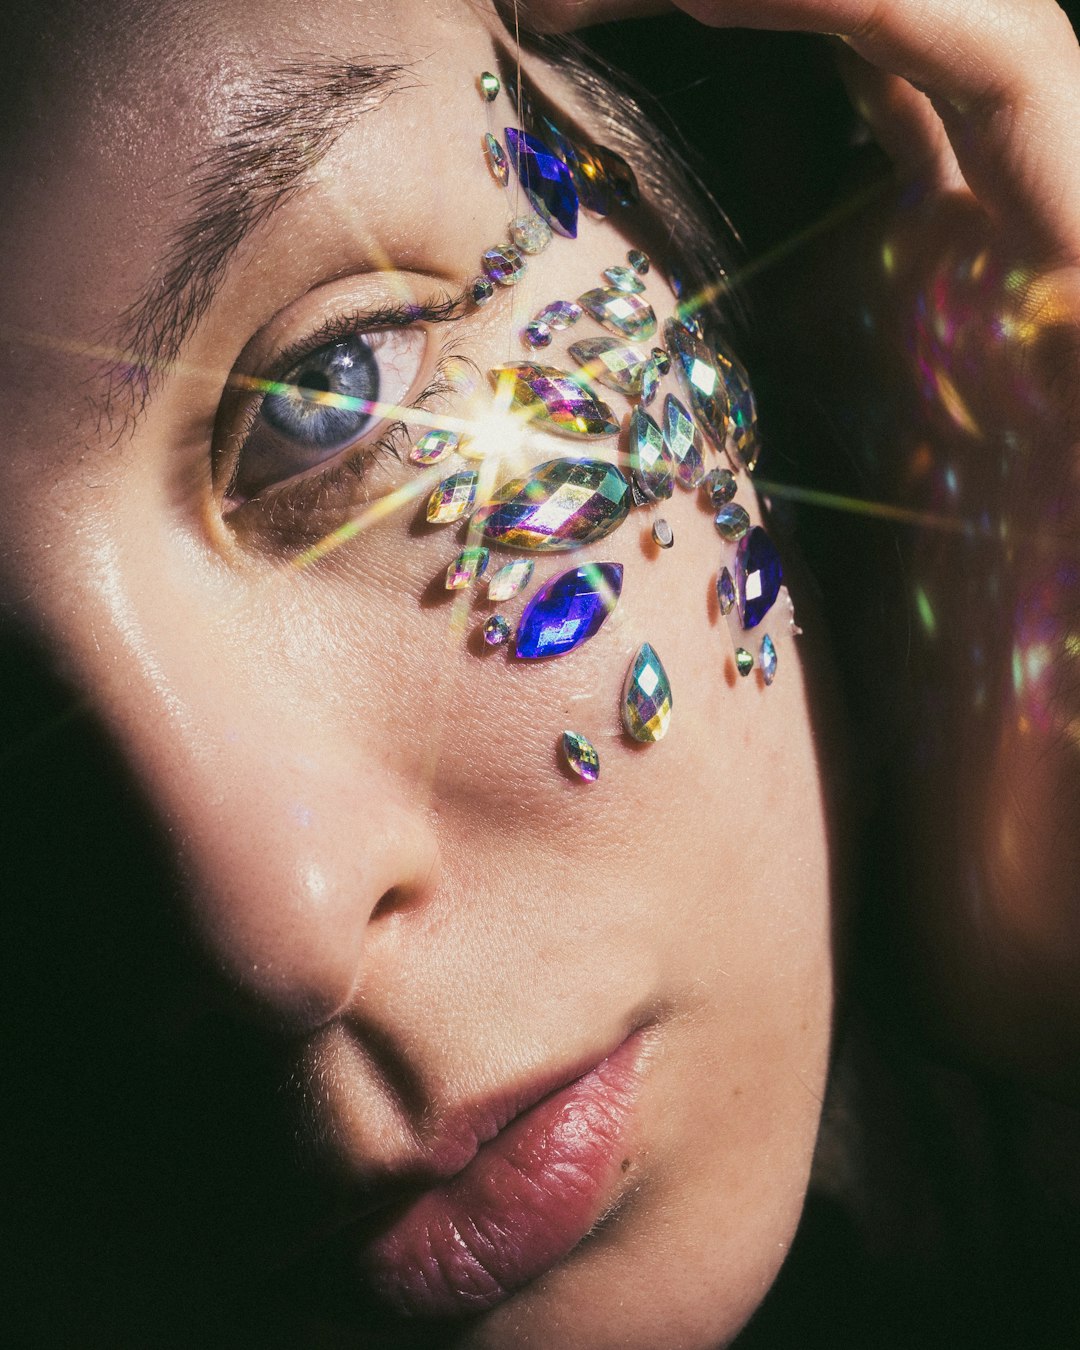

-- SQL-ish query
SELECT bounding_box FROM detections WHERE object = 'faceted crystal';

[639,357,660,407]
[523,321,552,349]
[471,277,494,306]
[717,567,736,615]
[487,557,535,601]
[628,249,651,275]
[446,547,490,590]
[482,614,512,647]
[479,71,500,102]
[717,348,761,471]
[567,337,649,396]
[735,647,754,678]
[487,364,619,438]
[650,346,671,375]
[596,146,639,207]
[484,132,509,186]
[621,642,673,743]
[735,526,783,629]
[663,394,704,491]
[535,300,583,331]
[579,288,657,341]
[504,127,579,238]
[665,320,729,452]
[628,475,650,508]
[539,118,612,218]
[760,633,778,685]
[410,429,458,465]
[651,518,674,549]
[426,470,478,524]
[472,458,630,552]
[602,265,645,294]
[629,407,674,502]
[562,730,600,782]
[702,467,736,506]
[483,245,526,286]
[714,503,751,541]
[510,213,553,255]
[515,562,623,659]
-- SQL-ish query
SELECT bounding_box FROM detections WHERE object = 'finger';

[511,0,670,32]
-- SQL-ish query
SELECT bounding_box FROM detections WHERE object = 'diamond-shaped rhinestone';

[562,730,600,782]
[629,407,674,502]
[579,288,657,341]
[504,128,579,238]
[446,547,490,590]
[484,132,509,186]
[663,394,704,491]
[760,634,777,685]
[535,300,583,330]
[665,319,729,452]
[426,471,478,524]
[735,647,754,678]
[488,364,619,438]
[717,567,736,615]
[622,643,672,742]
[515,562,623,659]
[482,614,512,646]
[410,429,458,466]
[487,558,535,601]
[567,337,649,395]
[472,458,630,552]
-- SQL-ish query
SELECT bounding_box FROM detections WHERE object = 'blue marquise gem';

[504,128,579,239]
[515,562,623,659]
[735,526,783,629]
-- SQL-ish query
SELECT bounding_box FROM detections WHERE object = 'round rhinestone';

[471,277,495,306]
[523,320,553,349]
[482,614,512,647]
[510,214,553,255]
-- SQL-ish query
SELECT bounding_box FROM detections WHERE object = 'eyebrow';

[106,58,410,423]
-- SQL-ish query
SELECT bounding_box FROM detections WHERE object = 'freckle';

[733,1086,743,1097]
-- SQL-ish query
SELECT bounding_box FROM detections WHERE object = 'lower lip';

[356,1034,646,1318]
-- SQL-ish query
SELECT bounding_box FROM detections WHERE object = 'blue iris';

[262,336,379,450]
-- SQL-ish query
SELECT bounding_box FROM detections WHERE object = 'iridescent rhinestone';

[426,471,479,524]
[487,557,534,601]
[482,614,512,647]
[628,249,651,275]
[567,337,649,395]
[704,467,737,506]
[483,244,526,286]
[651,518,674,548]
[714,503,751,541]
[479,71,500,102]
[596,146,639,207]
[650,346,670,375]
[471,277,495,306]
[735,647,754,678]
[663,394,704,491]
[410,429,459,465]
[504,127,579,238]
[484,132,509,186]
[515,562,623,659]
[446,547,490,590]
[523,320,552,349]
[535,300,583,331]
[487,364,619,438]
[621,642,672,743]
[639,357,660,407]
[510,213,553,255]
[562,730,600,782]
[717,567,736,615]
[717,348,761,471]
[628,475,650,508]
[629,407,674,502]
[760,634,778,685]
[736,526,783,628]
[602,265,645,294]
[579,288,657,341]
[472,458,630,551]
[665,320,729,453]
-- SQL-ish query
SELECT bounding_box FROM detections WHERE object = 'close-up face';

[0,2,836,1346]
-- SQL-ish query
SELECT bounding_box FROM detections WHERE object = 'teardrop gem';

[664,320,729,453]
[523,321,553,348]
[717,567,736,615]
[504,128,579,238]
[567,337,649,395]
[579,287,657,341]
[487,557,534,600]
[445,547,490,590]
[629,407,674,502]
[562,730,600,782]
[621,642,673,743]
[488,364,619,438]
[663,394,704,491]
[484,132,509,186]
[760,634,778,685]
[426,471,478,524]
[515,562,623,659]
[714,503,751,541]
[602,265,645,293]
[735,526,783,628]
[410,429,458,465]
[717,347,760,471]
[472,458,631,552]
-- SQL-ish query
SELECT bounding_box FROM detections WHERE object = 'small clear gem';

[567,337,649,395]
[736,526,783,628]
[704,467,737,506]
[483,614,512,646]
[602,265,645,293]
[511,213,553,254]
[479,71,500,101]
[535,300,583,330]
[523,320,553,348]
[410,429,459,465]
[735,647,754,678]
[628,249,651,275]
[629,407,674,502]
[650,346,670,375]
[663,394,704,491]
[505,127,579,238]
[562,730,600,782]
[487,558,534,601]
[471,277,495,306]
[473,458,630,551]
[760,634,777,685]
[622,642,673,742]
[651,518,674,548]
[426,470,479,524]
[717,567,736,615]
[665,319,729,452]
[488,364,619,438]
[446,547,490,590]
[484,132,509,186]
[483,245,526,286]
[515,562,623,659]
[714,503,751,541]
[579,288,657,341]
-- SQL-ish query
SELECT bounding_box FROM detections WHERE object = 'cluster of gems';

[414,69,795,783]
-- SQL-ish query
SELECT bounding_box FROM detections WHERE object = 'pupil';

[297,369,331,395]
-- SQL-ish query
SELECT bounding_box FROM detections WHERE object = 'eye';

[227,325,427,505]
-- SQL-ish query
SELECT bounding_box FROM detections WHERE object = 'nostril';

[370,885,420,921]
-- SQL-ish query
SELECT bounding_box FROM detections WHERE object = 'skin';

[0,2,835,1347]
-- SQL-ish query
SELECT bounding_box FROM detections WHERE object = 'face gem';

[409,429,459,465]
[650,346,671,375]
[662,394,704,491]
[628,475,651,508]
[515,562,623,659]
[596,146,639,207]
[736,526,784,628]
[602,265,645,294]
[523,320,553,349]
[482,614,512,646]
[484,132,510,186]
[628,249,651,275]
[487,557,535,601]
[760,634,778,685]
[510,213,553,255]
[702,467,737,506]
[735,647,754,678]
[664,319,729,452]
[483,245,526,286]
[540,117,612,218]
[622,642,673,743]
[639,357,660,408]
[471,277,495,306]
[535,299,583,331]
[472,458,630,552]
[578,288,657,341]
[651,518,674,548]
[717,567,736,615]
[426,470,479,524]
[717,348,761,471]
[479,71,501,101]
[567,337,649,395]
[446,547,490,590]
[562,730,600,782]
[488,364,619,438]
[504,127,579,238]
[714,503,751,541]
[629,407,674,502]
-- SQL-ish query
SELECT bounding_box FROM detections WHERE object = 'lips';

[354,1031,647,1318]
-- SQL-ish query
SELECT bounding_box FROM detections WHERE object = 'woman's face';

[0,1,834,1345]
